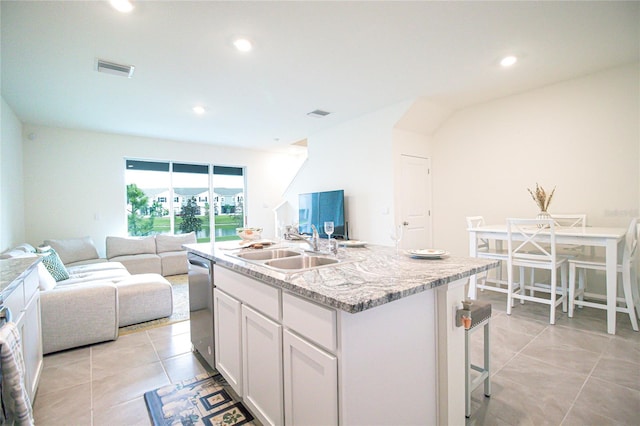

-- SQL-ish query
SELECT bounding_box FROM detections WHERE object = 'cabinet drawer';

[283,292,336,352]
[214,266,280,320]
[3,280,25,318]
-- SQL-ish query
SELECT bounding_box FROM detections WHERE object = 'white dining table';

[468,224,627,334]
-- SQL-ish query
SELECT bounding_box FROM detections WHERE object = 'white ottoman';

[115,273,173,327]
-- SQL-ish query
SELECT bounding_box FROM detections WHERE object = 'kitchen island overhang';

[184,242,498,425]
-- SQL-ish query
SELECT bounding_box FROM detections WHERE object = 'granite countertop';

[185,241,498,313]
[0,257,42,303]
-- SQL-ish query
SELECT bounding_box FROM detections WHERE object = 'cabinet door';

[213,289,243,395]
[283,329,338,426]
[22,290,43,402]
[242,305,283,426]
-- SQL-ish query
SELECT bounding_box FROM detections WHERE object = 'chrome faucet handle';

[329,239,338,255]
[310,224,319,250]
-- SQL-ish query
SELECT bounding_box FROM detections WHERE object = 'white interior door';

[398,155,432,249]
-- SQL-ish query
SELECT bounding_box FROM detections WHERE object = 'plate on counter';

[407,249,449,259]
[339,240,367,248]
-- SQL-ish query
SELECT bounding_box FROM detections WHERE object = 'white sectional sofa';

[106,232,196,276]
[1,239,174,354]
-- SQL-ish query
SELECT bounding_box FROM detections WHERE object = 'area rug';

[119,274,190,335]
[144,372,260,426]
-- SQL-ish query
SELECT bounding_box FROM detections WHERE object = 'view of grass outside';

[142,215,242,242]
[126,160,246,243]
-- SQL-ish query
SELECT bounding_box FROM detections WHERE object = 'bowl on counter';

[236,227,263,240]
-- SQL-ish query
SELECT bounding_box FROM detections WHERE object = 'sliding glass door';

[125,160,170,236]
[172,163,210,240]
[212,166,245,242]
[125,159,245,242]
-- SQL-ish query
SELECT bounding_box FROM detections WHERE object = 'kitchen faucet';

[284,224,320,252]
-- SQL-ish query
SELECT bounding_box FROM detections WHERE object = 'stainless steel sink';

[234,249,300,261]
[263,256,341,270]
[228,248,346,273]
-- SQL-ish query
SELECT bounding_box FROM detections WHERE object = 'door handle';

[403,221,409,226]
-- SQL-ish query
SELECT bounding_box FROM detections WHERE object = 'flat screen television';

[298,189,346,238]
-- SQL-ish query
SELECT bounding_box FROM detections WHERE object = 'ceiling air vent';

[307,109,331,118]
[96,59,135,78]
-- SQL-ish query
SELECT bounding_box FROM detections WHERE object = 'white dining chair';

[567,217,639,332]
[466,216,508,297]
[506,218,568,325]
[551,213,587,229]
[550,213,588,257]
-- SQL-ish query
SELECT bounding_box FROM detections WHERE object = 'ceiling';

[2,1,638,152]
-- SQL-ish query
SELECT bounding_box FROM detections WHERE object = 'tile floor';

[32,293,639,426]
[33,320,210,425]
[467,290,640,426]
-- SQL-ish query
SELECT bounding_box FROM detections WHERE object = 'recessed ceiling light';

[110,0,134,13]
[233,38,253,52]
[193,106,206,115]
[500,55,518,67]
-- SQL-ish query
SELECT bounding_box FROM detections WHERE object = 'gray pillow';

[44,237,100,265]
[106,235,156,258]
[155,232,196,253]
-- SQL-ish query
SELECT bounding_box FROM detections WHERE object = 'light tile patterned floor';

[33,294,639,425]
[467,290,640,426]
[33,320,209,426]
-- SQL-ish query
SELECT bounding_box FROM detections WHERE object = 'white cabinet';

[1,259,43,403]
[211,263,450,424]
[214,266,284,426]
[282,291,338,425]
[242,305,283,426]
[22,289,43,400]
[213,288,242,395]
[283,330,338,426]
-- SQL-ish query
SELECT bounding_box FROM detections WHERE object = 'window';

[212,166,245,241]
[125,160,170,236]
[173,162,209,239]
[125,160,245,242]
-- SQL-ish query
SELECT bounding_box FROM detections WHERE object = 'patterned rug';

[144,372,260,426]
[119,274,190,335]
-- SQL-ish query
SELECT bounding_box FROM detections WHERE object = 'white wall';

[283,101,413,245]
[432,63,640,256]
[22,125,303,256]
[0,97,26,250]
[391,99,452,248]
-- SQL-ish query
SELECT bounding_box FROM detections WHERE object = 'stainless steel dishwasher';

[188,252,215,369]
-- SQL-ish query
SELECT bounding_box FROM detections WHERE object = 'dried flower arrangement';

[527,183,555,212]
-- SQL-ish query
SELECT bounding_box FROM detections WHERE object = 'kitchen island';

[184,241,497,426]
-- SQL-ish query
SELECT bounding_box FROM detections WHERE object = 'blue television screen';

[298,189,346,238]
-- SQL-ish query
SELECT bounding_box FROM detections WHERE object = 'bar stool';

[464,300,492,418]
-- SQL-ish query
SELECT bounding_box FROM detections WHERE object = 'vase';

[536,211,551,227]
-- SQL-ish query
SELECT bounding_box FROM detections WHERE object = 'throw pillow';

[39,248,70,282]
